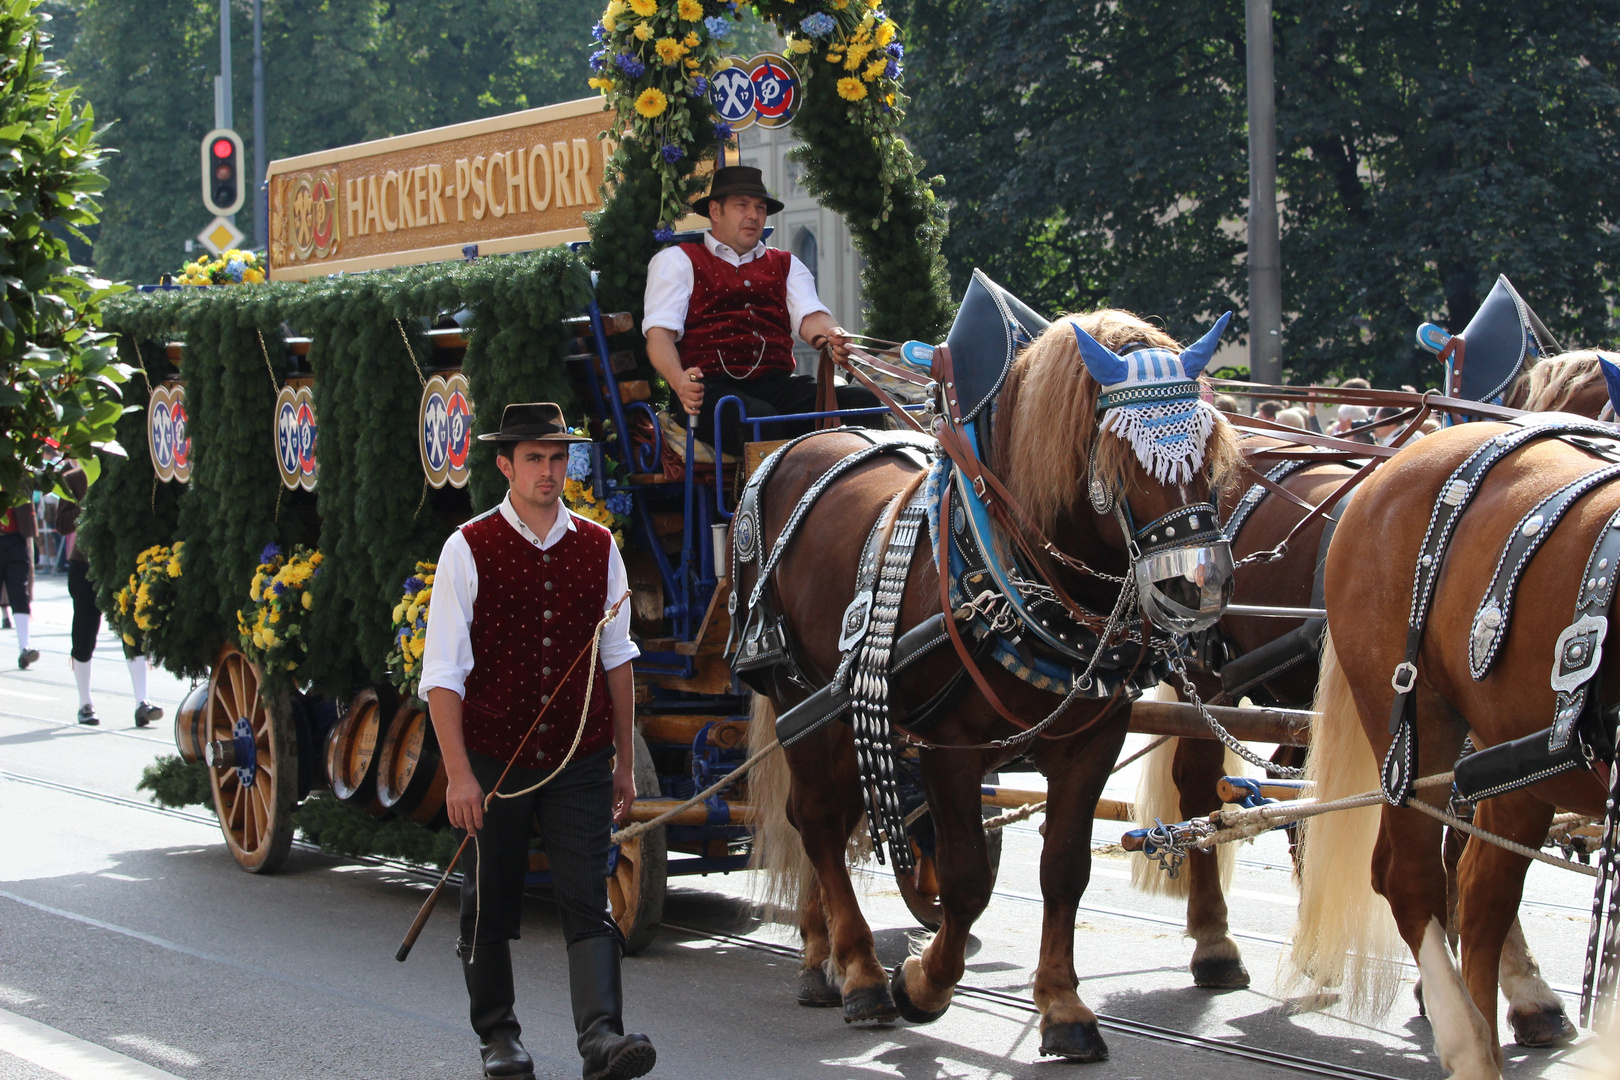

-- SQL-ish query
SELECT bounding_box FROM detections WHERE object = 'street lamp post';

[1245,0,1282,387]
[253,0,266,251]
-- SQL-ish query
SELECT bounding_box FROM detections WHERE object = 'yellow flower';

[604,0,626,18]
[863,58,886,81]
[122,632,135,645]
[308,551,321,566]
[655,37,684,64]
[826,51,843,63]
[866,0,879,7]
[589,76,613,93]
[167,557,182,577]
[788,36,813,53]
[885,92,896,106]
[676,0,702,18]
[406,603,421,625]
[602,11,618,31]
[244,268,265,284]
[628,0,656,14]
[634,87,668,118]
[845,42,874,69]
[685,57,701,69]
[683,31,700,47]
[286,660,298,671]
[876,19,896,45]
[262,628,279,648]
[408,637,425,659]
[836,76,867,101]
[393,601,407,623]
[633,21,652,40]
[830,0,847,8]
[301,592,312,611]
[269,611,281,624]
[417,587,432,605]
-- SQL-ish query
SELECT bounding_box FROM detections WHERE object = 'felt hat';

[691,165,784,217]
[476,402,590,443]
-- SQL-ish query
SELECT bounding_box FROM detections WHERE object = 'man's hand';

[446,766,485,833]
[612,757,637,826]
[675,368,705,415]
[801,312,851,361]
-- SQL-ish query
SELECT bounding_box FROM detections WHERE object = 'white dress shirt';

[642,230,829,343]
[418,494,639,700]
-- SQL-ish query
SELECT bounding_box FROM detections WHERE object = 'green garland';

[586,0,953,345]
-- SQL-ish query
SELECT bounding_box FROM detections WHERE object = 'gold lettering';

[345,178,365,236]
[413,166,430,226]
[454,158,470,222]
[363,174,383,235]
[572,138,594,205]
[381,170,399,232]
[428,164,446,225]
[527,143,551,211]
[471,155,487,220]
[552,141,574,208]
[397,169,415,229]
[487,152,507,219]
[508,149,527,214]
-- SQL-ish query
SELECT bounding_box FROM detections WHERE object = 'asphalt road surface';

[1,575,1615,1080]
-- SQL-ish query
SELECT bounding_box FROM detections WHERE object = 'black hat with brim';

[692,165,785,217]
[476,402,591,443]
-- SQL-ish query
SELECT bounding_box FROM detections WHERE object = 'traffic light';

[201,128,245,216]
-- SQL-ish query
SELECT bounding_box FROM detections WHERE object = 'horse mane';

[993,308,1241,534]
[1514,350,1606,413]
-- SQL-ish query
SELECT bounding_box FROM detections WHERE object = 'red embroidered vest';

[677,242,797,379]
[459,510,614,770]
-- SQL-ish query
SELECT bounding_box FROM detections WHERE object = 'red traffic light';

[212,138,234,159]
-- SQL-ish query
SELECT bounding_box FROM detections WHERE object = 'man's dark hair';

[1257,400,1285,420]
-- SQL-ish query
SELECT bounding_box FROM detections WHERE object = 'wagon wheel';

[609,729,666,956]
[895,772,1005,931]
[203,643,297,873]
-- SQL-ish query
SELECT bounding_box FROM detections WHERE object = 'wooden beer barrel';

[172,683,211,764]
[324,687,391,817]
[375,699,447,827]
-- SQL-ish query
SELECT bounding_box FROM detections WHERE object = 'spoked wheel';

[896,772,1005,931]
[203,643,297,873]
[609,729,666,956]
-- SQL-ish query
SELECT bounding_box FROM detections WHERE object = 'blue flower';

[403,575,424,595]
[607,491,633,517]
[704,15,732,38]
[688,75,708,96]
[567,444,592,481]
[591,23,607,41]
[886,42,904,59]
[713,120,733,141]
[800,12,837,37]
[885,59,901,79]
[661,143,685,163]
[615,54,645,78]
[589,49,608,70]
[260,542,282,564]
[271,581,287,596]
[226,258,245,282]
[653,226,676,243]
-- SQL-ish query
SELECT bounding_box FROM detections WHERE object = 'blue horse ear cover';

[1070,321,1129,386]
[1179,311,1232,379]
[1599,354,1620,417]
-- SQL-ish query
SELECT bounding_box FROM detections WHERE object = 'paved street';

[0,575,1614,1080]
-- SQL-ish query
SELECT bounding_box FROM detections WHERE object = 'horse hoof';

[1039,1020,1109,1062]
[1191,955,1250,989]
[841,984,898,1025]
[890,962,950,1024]
[1509,1006,1577,1048]
[797,967,842,1008]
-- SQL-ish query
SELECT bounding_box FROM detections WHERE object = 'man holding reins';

[642,165,879,454]
[420,403,655,1080]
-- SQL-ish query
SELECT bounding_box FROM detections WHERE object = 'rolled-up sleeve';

[599,540,641,670]
[642,245,695,341]
[786,254,831,341]
[418,529,478,699]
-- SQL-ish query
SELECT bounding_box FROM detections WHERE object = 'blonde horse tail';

[1287,629,1403,1018]
[746,694,814,925]
[1130,686,1241,897]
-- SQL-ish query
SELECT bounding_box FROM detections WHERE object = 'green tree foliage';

[0,0,129,508]
[42,0,602,284]
[895,0,1620,385]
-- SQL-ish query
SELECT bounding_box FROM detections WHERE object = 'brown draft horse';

[1288,420,1615,1079]
[742,309,1240,1061]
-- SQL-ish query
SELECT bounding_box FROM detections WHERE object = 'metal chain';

[1231,542,1290,571]
[1168,653,1306,778]
[1141,816,1215,878]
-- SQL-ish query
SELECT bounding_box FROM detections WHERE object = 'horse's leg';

[786,735,896,1024]
[1500,916,1575,1046]
[890,750,991,1023]
[1457,791,1557,1062]
[795,875,842,1007]
[1172,735,1248,988]
[1030,718,1130,1062]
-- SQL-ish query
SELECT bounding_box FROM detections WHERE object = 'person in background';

[1370,404,1407,446]
[1256,400,1285,422]
[55,459,163,727]
[1274,407,1308,429]
[1,498,37,668]
[1211,394,1241,414]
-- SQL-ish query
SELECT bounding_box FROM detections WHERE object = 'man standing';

[0,499,37,668]
[642,165,878,455]
[420,403,655,1080]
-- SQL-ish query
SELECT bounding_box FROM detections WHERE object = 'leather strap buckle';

[1391,661,1418,695]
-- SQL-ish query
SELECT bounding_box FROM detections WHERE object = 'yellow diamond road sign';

[198,216,245,256]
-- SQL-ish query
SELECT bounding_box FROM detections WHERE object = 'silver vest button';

[542,637,552,647]
[543,554,551,564]
[543,666,552,676]
[537,723,548,733]
[543,610,553,619]
[541,694,550,705]
[544,581,554,591]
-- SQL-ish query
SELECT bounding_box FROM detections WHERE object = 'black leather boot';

[460,940,535,1079]
[569,936,655,1080]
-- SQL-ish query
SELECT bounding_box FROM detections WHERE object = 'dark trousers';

[67,560,100,663]
[698,370,883,456]
[457,746,618,950]
[0,534,29,616]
